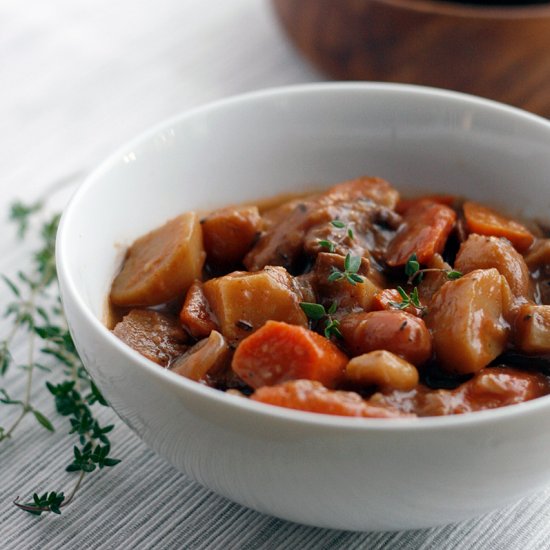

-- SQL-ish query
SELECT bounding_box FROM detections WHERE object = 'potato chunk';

[111,213,205,306]
[113,309,188,366]
[455,234,530,299]
[171,331,229,381]
[203,266,307,344]
[426,269,509,374]
[201,206,261,267]
[514,304,550,354]
[345,351,419,392]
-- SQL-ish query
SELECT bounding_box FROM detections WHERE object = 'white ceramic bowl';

[57,83,550,531]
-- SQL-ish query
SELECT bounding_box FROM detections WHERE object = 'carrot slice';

[386,201,456,266]
[251,380,406,418]
[371,288,425,317]
[396,194,456,215]
[463,201,534,252]
[373,288,401,310]
[232,321,347,389]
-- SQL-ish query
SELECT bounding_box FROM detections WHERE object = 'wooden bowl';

[272,0,550,117]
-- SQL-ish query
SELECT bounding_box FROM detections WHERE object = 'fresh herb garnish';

[389,286,426,315]
[405,253,462,285]
[323,318,342,339]
[9,201,43,238]
[404,253,421,279]
[318,239,336,253]
[318,219,356,253]
[300,301,342,339]
[327,253,364,286]
[1,202,121,516]
[299,302,326,320]
[330,219,355,240]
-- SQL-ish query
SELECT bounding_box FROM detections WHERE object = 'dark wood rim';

[375,0,550,19]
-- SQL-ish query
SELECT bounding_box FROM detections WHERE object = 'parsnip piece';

[171,331,229,381]
[111,213,205,306]
[346,350,419,392]
[426,269,510,374]
[203,266,307,344]
[514,304,550,354]
[455,234,530,299]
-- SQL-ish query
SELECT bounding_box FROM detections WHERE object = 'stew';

[109,176,550,418]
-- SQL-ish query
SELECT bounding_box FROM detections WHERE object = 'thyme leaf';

[299,301,342,340]
[404,254,462,285]
[318,239,336,253]
[329,253,364,286]
[389,286,427,314]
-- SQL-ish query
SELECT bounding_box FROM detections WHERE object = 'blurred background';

[4,0,549,208]
[1,0,319,208]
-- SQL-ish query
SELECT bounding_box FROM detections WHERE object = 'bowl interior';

[60,84,550,327]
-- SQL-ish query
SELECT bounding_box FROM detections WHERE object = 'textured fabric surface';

[2,1,550,548]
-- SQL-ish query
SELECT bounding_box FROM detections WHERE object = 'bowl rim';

[373,0,550,19]
[57,81,550,432]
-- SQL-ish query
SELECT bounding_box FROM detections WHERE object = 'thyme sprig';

[1,202,121,516]
[318,239,335,253]
[405,253,462,285]
[0,213,60,441]
[327,253,364,286]
[300,301,342,339]
[330,219,355,240]
[9,201,43,239]
[317,219,355,253]
[389,286,426,314]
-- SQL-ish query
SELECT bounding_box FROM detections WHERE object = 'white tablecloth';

[2,1,550,548]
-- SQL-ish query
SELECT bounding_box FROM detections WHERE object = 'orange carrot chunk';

[396,194,456,215]
[251,380,407,418]
[232,321,347,389]
[371,288,421,317]
[386,201,456,266]
[463,201,534,252]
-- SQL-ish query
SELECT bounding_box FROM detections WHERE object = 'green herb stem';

[1,202,120,516]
